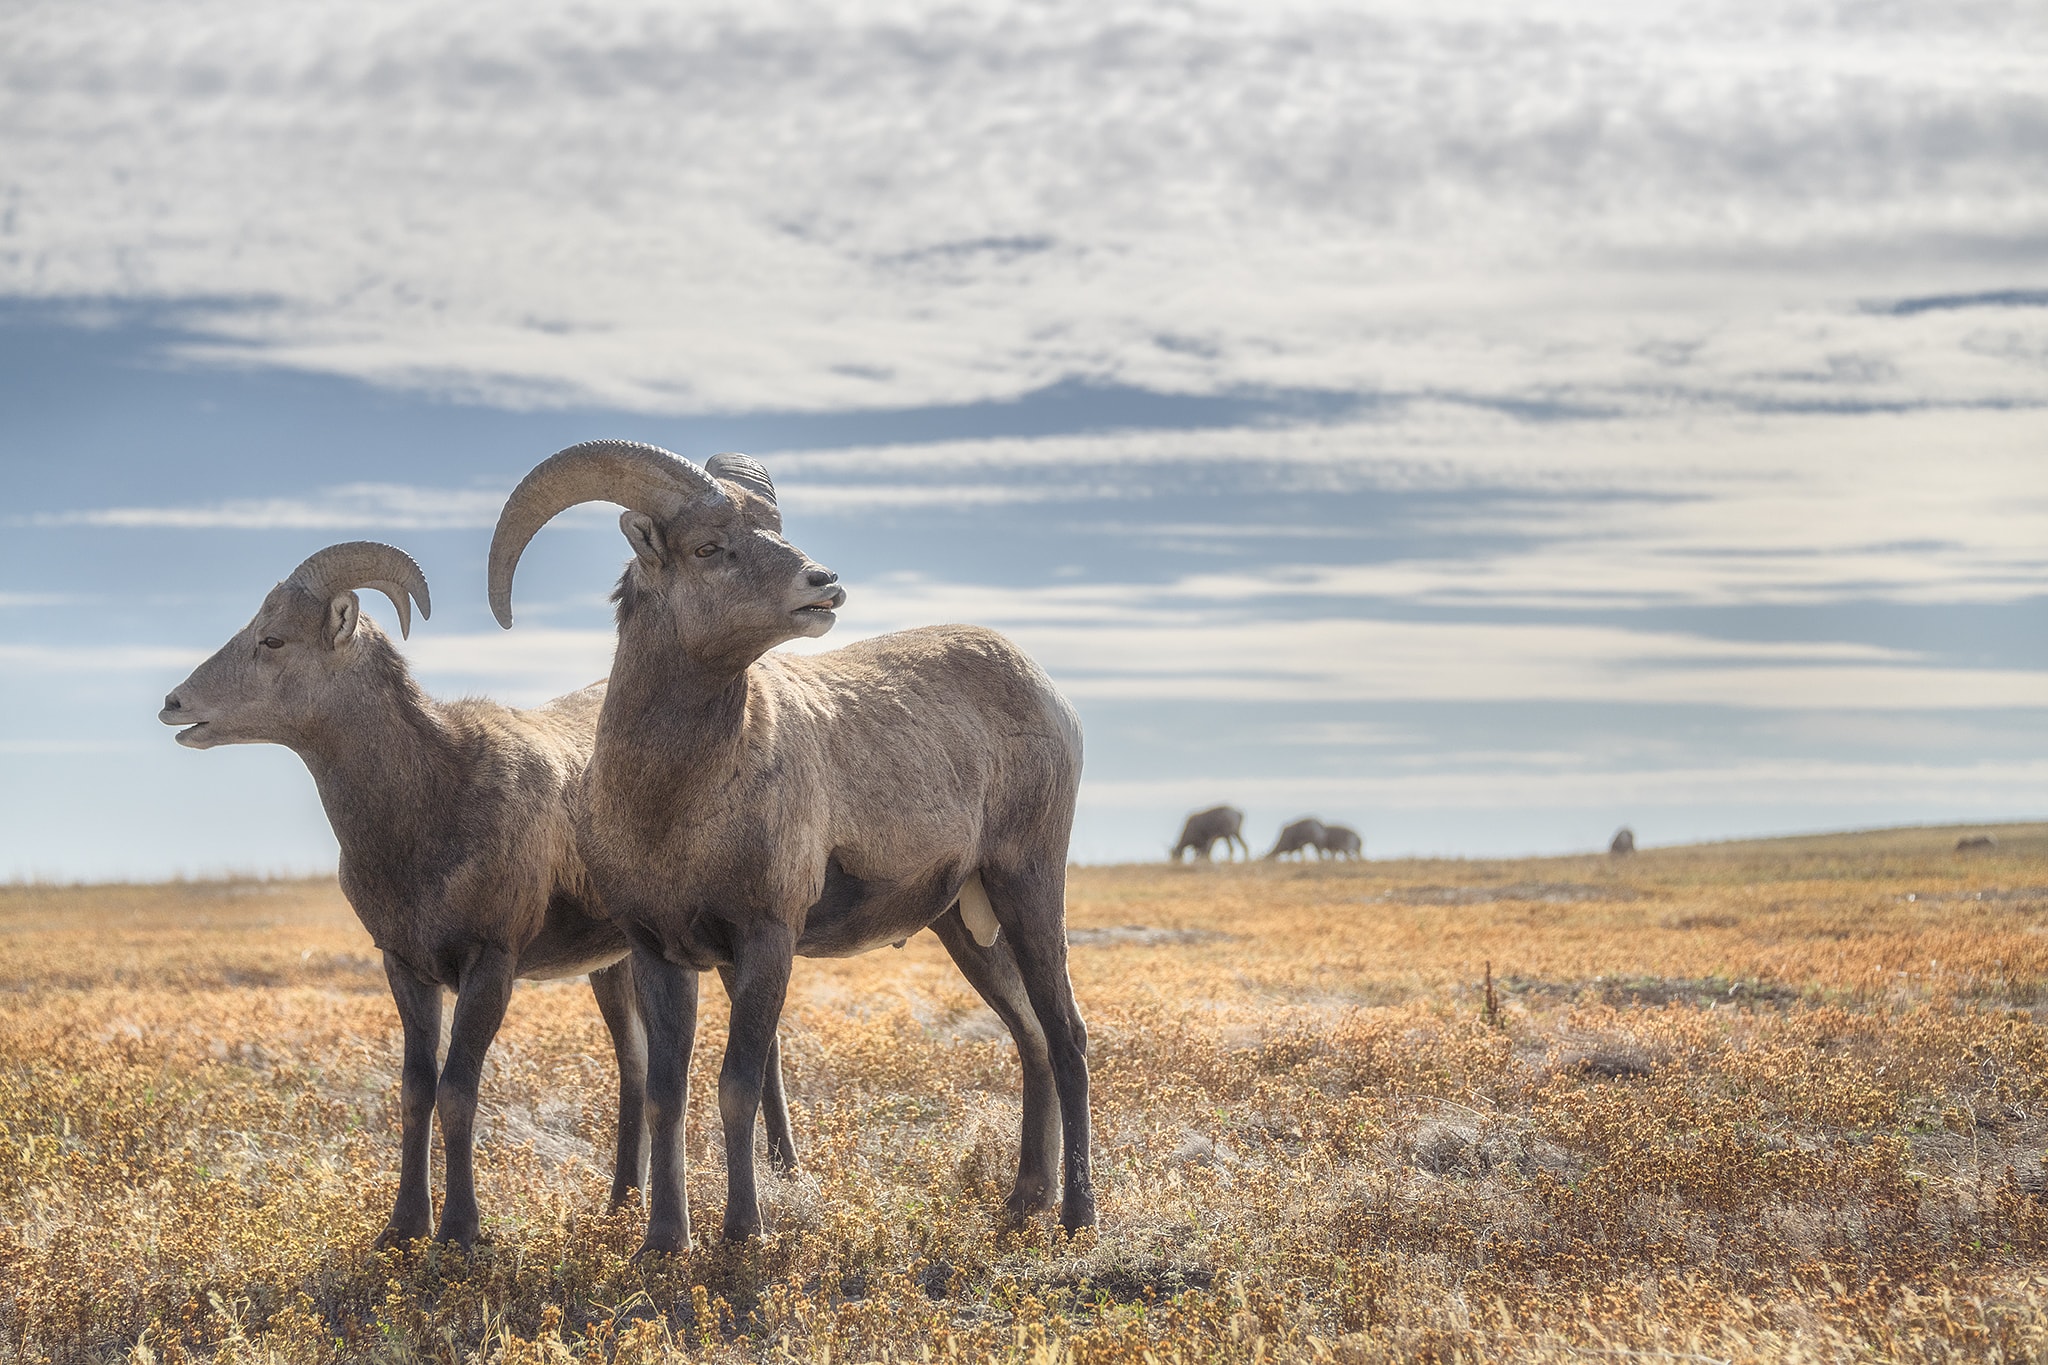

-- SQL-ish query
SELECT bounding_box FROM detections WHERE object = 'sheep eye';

[694,543,720,558]
[261,637,285,650]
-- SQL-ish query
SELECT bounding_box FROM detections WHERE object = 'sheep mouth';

[792,588,846,619]
[173,722,219,748]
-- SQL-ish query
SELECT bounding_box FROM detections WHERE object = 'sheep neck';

[594,615,752,814]
[292,648,458,882]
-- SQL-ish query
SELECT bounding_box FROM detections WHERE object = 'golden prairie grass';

[5,823,2048,1363]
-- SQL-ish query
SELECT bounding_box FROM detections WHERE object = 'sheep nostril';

[163,694,181,712]
[805,568,837,587]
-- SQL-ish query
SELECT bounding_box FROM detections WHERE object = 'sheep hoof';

[1058,1190,1098,1235]
[633,1227,691,1260]
[1003,1181,1059,1220]
[372,1220,430,1252]
[434,1219,480,1252]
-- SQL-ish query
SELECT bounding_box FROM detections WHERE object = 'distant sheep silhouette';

[1266,817,1327,860]
[1172,806,1249,862]
[1318,823,1364,860]
[1610,827,1636,856]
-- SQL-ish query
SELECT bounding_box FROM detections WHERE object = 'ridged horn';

[706,452,776,504]
[488,439,722,629]
[286,541,432,640]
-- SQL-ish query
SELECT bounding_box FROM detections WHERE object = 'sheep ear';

[620,510,667,568]
[326,592,361,648]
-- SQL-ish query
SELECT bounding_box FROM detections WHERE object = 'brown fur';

[491,447,1093,1251]
[160,558,797,1248]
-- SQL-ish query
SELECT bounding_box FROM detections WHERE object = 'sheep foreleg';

[434,944,515,1249]
[632,945,700,1257]
[376,953,442,1250]
[718,923,795,1241]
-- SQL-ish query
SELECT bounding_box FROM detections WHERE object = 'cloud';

[33,405,2045,620]
[404,574,2048,713]
[783,577,2047,709]
[781,483,1097,513]
[765,405,2048,608]
[2,0,2044,413]
[0,739,145,754]
[29,483,509,530]
[28,476,1101,533]
[1079,757,2048,813]
[403,628,614,685]
[0,644,204,673]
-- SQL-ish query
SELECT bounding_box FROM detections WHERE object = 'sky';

[2,0,2046,879]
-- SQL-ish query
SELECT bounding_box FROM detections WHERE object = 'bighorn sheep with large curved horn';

[158,542,797,1249]
[489,440,1092,1252]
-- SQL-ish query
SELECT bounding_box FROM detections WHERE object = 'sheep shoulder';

[353,683,608,971]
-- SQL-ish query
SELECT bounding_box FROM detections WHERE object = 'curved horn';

[488,439,721,629]
[286,541,432,639]
[706,452,776,505]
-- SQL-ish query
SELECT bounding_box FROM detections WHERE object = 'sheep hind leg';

[980,864,1095,1234]
[929,907,1061,1219]
[589,959,649,1207]
[719,965,800,1174]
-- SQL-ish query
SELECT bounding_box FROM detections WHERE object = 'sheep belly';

[794,859,994,957]
[515,894,631,980]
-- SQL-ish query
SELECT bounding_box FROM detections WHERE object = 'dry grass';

[6,823,2048,1363]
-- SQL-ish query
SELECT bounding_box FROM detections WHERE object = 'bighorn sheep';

[1956,834,1997,852]
[488,441,1092,1251]
[1171,805,1248,862]
[157,542,797,1249]
[1266,817,1327,860]
[1610,827,1636,856]
[1318,823,1364,860]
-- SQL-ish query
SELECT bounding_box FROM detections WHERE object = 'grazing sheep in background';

[1956,834,1997,852]
[488,441,1093,1251]
[158,542,797,1249]
[1610,827,1637,856]
[1318,823,1364,860]
[1266,817,1327,860]
[1171,805,1249,862]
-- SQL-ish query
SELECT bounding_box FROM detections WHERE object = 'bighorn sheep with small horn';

[1171,805,1249,862]
[158,542,797,1248]
[1266,817,1327,860]
[489,440,1093,1252]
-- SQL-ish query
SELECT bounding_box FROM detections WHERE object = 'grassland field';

[6,822,2048,1364]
